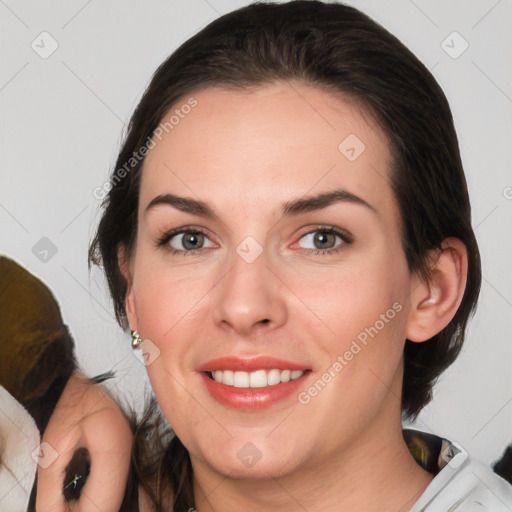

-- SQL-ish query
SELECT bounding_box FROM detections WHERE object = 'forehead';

[139,81,398,226]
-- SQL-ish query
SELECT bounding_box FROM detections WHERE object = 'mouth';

[205,368,308,388]
[198,356,312,410]
[197,355,312,410]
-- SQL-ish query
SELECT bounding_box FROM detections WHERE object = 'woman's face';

[124,82,418,478]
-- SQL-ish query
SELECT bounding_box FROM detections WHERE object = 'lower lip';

[200,372,310,411]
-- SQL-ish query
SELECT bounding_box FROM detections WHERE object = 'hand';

[35,372,133,511]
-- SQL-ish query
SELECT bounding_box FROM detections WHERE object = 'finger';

[71,407,132,512]
[36,426,82,512]
[37,375,133,512]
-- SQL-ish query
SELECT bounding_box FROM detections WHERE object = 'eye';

[296,226,352,256]
[156,227,215,255]
[156,225,353,257]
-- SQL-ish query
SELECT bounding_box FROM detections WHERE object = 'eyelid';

[290,225,353,256]
[155,225,217,252]
[156,224,353,255]
[295,224,353,243]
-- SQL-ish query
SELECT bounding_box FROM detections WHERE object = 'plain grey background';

[1,0,511,466]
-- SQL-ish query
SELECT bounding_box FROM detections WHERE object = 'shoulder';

[449,457,512,511]
[410,437,512,511]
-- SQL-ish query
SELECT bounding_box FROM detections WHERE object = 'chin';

[196,437,305,480]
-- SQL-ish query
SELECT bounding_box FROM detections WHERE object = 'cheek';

[297,254,407,346]
[132,252,212,341]
[295,246,410,406]
[295,269,408,429]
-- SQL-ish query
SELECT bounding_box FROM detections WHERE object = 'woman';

[35,0,512,510]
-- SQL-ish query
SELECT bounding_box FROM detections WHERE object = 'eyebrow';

[144,188,377,219]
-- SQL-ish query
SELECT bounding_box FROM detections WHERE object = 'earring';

[130,329,142,349]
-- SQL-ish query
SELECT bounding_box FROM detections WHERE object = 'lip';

[199,371,312,411]
[196,355,310,372]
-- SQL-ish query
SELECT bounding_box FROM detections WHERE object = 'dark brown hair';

[88,1,481,509]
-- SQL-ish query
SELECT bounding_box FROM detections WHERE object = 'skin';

[120,81,468,511]
[37,373,132,512]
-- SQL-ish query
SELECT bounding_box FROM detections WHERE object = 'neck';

[191,379,434,511]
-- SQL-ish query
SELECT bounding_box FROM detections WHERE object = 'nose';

[212,243,288,337]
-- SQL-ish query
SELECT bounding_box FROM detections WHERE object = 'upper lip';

[197,356,311,372]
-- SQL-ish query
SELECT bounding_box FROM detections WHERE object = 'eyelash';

[155,225,353,257]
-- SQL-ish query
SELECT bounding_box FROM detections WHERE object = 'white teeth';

[223,370,234,386]
[281,369,291,383]
[209,369,305,388]
[249,370,268,388]
[267,369,281,386]
[233,371,249,388]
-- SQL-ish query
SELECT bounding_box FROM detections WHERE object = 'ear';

[406,237,468,342]
[117,244,138,331]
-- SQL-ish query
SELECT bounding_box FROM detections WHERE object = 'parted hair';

[88,2,482,509]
